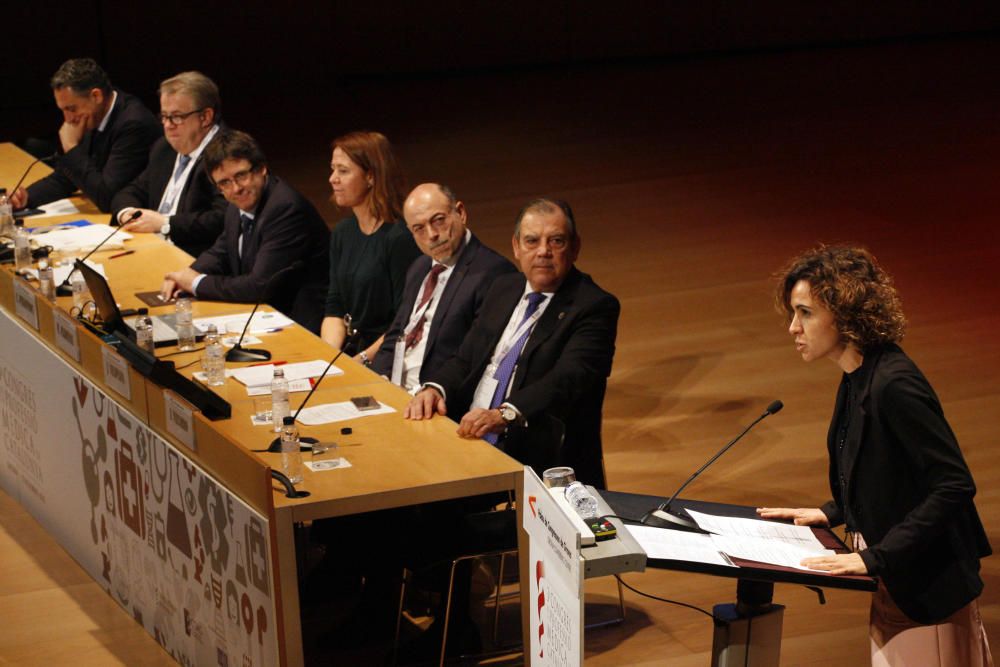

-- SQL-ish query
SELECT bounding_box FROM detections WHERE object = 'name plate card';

[13,279,39,330]
[54,309,81,362]
[165,391,196,451]
[102,346,131,400]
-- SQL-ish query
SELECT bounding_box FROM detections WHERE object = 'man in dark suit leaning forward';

[372,183,516,390]
[405,198,619,487]
[160,130,329,334]
[11,58,159,212]
[111,71,228,258]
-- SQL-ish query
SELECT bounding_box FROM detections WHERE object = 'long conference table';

[0,143,526,666]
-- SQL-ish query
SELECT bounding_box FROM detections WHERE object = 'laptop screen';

[74,259,132,340]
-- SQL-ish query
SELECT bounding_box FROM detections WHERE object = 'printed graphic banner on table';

[523,466,584,666]
[0,310,278,667]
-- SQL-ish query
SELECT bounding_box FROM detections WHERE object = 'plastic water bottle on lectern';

[37,251,55,300]
[134,308,155,353]
[0,188,13,238]
[271,368,289,432]
[13,221,31,272]
[565,481,599,519]
[175,297,196,350]
[280,416,304,484]
[203,324,225,385]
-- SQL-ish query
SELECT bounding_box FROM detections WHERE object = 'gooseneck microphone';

[225,260,305,362]
[258,315,361,453]
[8,152,58,203]
[643,400,784,529]
[55,210,141,296]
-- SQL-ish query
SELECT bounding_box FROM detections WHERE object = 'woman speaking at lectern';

[758,245,992,666]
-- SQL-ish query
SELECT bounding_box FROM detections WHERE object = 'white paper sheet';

[296,400,395,425]
[709,535,833,572]
[230,360,344,387]
[246,378,312,396]
[685,509,828,552]
[195,311,295,335]
[628,525,736,567]
[33,225,132,252]
[29,198,80,218]
[22,259,105,285]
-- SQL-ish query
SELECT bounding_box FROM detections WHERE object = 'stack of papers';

[230,360,344,391]
[33,224,131,252]
[297,401,395,425]
[629,509,834,571]
[195,311,295,335]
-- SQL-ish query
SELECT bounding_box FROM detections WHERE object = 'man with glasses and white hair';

[10,58,159,212]
[160,130,329,333]
[111,71,227,257]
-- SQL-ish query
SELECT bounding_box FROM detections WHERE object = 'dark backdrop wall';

[4,2,1000,143]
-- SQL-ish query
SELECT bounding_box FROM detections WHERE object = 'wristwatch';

[359,351,371,366]
[498,405,518,424]
[160,221,171,238]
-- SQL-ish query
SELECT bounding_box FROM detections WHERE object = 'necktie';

[173,154,192,182]
[239,214,254,263]
[404,264,447,350]
[484,292,546,444]
[157,154,192,214]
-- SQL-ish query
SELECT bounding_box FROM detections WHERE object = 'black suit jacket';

[109,134,227,257]
[27,89,160,212]
[428,268,620,487]
[191,175,330,334]
[819,344,991,623]
[371,234,516,382]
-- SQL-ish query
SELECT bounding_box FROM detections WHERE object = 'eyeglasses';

[214,168,258,191]
[159,108,205,126]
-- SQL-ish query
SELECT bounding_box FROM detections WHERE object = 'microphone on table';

[7,151,58,207]
[642,400,784,529]
[225,260,305,362]
[55,209,140,296]
[259,314,361,453]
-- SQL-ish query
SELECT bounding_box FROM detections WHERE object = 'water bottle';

[565,481,599,519]
[70,267,89,311]
[280,416,304,484]
[271,368,289,433]
[175,296,196,350]
[134,308,155,353]
[0,188,13,238]
[203,324,225,386]
[37,252,55,300]
[13,221,31,272]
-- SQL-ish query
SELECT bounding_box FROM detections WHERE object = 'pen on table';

[250,360,286,367]
[109,249,135,259]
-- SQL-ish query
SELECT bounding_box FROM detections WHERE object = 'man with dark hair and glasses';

[160,129,330,333]
[110,71,227,257]
[11,58,159,212]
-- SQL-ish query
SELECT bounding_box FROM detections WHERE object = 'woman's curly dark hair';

[775,245,906,350]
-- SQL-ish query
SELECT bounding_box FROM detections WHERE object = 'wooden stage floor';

[2,34,997,665]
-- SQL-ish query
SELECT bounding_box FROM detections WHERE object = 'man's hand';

[122,209,167,233]
[456,407,506,439]
[160,278,180,302]
[59,121,86,152]
[404,387,446,420]
[10,187,28,210]
[756,507,830,526]
[800,552,867,576]
[161,268,200,301]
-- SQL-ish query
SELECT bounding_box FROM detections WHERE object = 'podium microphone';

[55,210,140,296]
[7,152,58,203]
[643,400,784,529]
[225,260,305,362]
[259,315,361,453]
